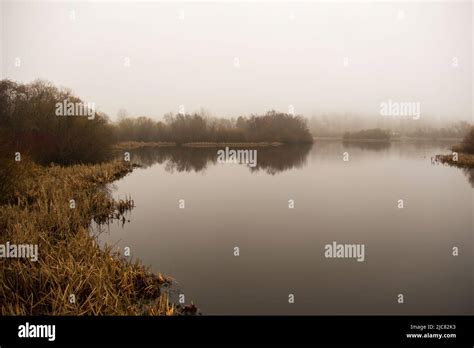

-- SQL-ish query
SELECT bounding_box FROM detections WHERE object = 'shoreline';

[435,138,474,168]
[436,152,474,168]
[314,136,464,142]
[114,138,464,149]
[182,141,284,147]
[114,141,286,149]
[113,141,177,150]
[0,160,191,315]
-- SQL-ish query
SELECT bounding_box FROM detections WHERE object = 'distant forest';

[115,111,313,145]
[309,114,471,139]
[0,79,312,165]
[1,79,472,167]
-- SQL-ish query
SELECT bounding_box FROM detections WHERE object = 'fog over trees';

[309,114,471,139]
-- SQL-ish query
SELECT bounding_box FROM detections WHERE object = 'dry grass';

[435,153,474,168]
[0,160,177,315]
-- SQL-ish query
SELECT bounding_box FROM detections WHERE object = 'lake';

[93,141,473,315]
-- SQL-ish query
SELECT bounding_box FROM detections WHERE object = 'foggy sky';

[1,1,472,122]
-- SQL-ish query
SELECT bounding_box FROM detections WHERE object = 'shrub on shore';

[0,79,114,165]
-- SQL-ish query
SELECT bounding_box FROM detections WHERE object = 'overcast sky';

[1,1,472,122]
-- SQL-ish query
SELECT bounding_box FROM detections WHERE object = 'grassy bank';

[0,160,182,315]
[436,153,474,168]
[436,127,474,168]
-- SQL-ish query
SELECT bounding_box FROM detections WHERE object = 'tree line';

[0,79,114,164]
[0,79,313,166]
[115,112,313,144]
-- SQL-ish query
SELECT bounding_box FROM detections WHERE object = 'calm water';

[94,141,473,315]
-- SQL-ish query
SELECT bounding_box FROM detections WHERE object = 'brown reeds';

[0,160,177,315]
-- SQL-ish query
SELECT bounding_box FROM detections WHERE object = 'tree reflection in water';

[119,144,312,175]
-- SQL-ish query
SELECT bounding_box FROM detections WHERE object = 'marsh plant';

[0,159,176,315]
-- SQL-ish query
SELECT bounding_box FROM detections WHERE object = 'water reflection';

[116,142,474,185]
[121,144,312,174]
[102,140,472,315]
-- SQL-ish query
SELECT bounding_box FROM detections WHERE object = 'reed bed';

[0,160,178,315]
[435,153,474,168]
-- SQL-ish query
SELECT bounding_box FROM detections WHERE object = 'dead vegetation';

[0,160,178,315]
[436,126,474,168]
